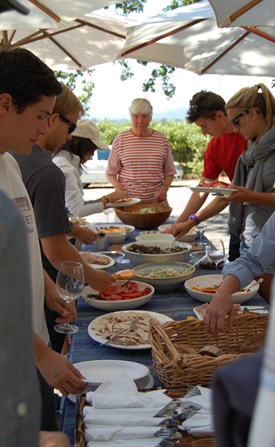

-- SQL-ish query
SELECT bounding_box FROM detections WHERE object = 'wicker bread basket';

[150,313,268,387]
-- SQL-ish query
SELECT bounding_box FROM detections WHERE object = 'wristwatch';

[188,214,200,226]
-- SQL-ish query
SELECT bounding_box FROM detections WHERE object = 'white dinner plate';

[68,360,150,402]
[190,186,238,198]
[87,253,115,269]
[106,198,141,208]
[88,310,173,350]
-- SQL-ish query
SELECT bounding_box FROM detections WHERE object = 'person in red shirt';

[168,91,247,260]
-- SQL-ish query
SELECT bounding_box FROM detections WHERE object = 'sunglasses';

[231,110,249,128]
[59,114,77,134]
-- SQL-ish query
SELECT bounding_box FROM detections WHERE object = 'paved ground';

[83,179,230,252]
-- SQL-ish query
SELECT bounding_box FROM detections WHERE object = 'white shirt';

[53,150,104,217]
[0,153,49,344]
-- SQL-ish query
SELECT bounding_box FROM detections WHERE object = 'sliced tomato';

[122,281,139,293]
[99,293,124,301]
[120,292,141,299]
[107,294,124,301]
[101,285,123,296]
[142,287,152,296]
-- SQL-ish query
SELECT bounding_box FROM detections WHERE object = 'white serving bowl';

[122,240,192,266]
[133,262,195,292]
[158,223,197,242]
[135,232,175,243]
[82,280,154,311]
[184,274,260,304]
[94,224,135,243]
[103,231,127,244]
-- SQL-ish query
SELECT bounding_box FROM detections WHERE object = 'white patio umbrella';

[208,0,274,27]
[0,1,129,70]
[208,0,275,45]
[9,13,129,70]
[0,0,125,29]
[118,0,275,77]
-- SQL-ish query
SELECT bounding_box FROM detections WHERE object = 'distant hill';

[91,108,187,122]
[153,108,187,121]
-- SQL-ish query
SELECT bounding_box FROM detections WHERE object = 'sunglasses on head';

[231,109,249,128]
[59,114,77,134]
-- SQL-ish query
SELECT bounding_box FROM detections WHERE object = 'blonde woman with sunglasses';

[225,83,275,251]
[206,84,275,333]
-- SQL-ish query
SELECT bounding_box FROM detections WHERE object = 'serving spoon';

[243,278,264,290]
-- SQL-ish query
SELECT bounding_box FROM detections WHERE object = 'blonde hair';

[53,82,84,117]
[129,98,153,118]
[226,83,275,127]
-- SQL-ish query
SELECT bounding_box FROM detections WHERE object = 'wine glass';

[54,261,84,334]
[206,239,225,270]
[196,223,207,244]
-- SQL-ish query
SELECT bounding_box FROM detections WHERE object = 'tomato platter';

[82,280,155,311]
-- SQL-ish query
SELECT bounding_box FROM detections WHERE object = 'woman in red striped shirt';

[106,98,176,203]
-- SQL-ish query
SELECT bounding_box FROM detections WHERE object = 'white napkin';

[83,406,166,418]
[86,374,171,409]
[181,413,213,436]
[85,425,161,441]
[87,439,161,447]
[84,414,165,426]
[180,386,212,412]
[179,386,213,437]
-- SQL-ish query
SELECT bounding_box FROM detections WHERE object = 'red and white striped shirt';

[106,129,175,202]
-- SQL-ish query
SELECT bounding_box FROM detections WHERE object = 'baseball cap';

[72,120,108,150]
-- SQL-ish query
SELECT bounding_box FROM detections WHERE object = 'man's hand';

[88,268,115,292]
[204,275,241,337]
[107,190,129,204]
[70,225,97,245]
[165,221,194,238]
[40,431,70,447]
[45,289,77,323]
[36,342,86,396]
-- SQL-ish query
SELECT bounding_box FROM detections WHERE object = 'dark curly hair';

[186,90,226,123]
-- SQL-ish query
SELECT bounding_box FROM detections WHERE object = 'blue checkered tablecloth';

[59,228,267,445]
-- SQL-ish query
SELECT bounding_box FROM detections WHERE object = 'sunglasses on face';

[59,114,77,134]
[231,110,249,128]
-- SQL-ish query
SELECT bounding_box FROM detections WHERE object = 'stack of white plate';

[68,360,154,401]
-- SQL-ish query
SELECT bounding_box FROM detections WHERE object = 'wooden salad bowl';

[114,201,172,230]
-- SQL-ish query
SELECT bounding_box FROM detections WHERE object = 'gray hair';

[129,98,153,118]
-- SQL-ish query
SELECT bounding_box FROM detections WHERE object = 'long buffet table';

[60,227,268,445]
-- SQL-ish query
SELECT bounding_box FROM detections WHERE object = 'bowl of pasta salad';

[133,262,195,292]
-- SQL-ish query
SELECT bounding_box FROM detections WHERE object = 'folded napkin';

[84,414,165,426]
[181,413,213,436]
[86,374,171,409]
[179,386,213,437]
[83,406,166,418]
[180,386,212,412]
[87,439,161,447]
[85,425,161,441]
